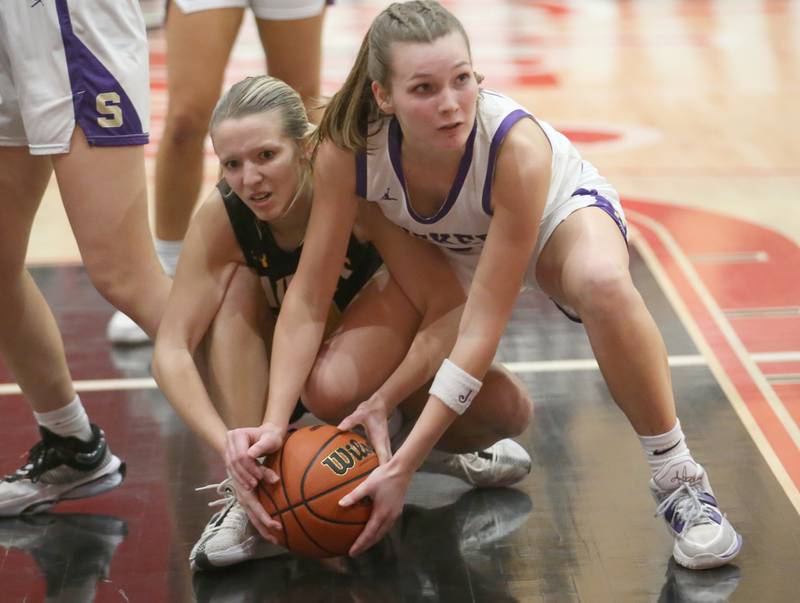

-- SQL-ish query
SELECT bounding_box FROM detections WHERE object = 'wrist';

[261,420,288,440]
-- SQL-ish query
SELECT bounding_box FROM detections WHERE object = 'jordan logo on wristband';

[458,390,475,405]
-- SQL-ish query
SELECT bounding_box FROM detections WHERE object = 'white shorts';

[174,0,328,20]
[0,0,150,155]
[446,178,627,298]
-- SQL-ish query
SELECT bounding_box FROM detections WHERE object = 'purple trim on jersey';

[355,152,367,197]
[387,117,478,225]
[55,0,148,147]
[481,109,532,216]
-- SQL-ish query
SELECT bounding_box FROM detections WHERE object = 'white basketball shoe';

[106,311,149,345]
[651,457,742,570]
[190,479,287,571]
[421,439,532,488]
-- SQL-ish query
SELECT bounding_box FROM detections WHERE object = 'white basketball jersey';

[356,90,618,284]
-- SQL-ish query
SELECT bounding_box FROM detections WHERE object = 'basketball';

[257,424,378,557]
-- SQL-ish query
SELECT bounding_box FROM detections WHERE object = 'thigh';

[165,5,245,114]
[307,268,422,408]
[52,128,152,268]
[535,205,630,305]
[255,10,324,102]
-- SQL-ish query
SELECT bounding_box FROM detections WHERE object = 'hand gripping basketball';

[257,425,380,557]
[337,395,393,465]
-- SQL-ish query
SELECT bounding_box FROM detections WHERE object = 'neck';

[267,185,312,249]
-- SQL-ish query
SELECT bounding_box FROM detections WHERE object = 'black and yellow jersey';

[218,180,382,318]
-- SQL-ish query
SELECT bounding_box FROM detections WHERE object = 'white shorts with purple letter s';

[0,0,149,155]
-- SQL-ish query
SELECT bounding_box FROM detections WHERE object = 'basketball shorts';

[0,0,149,155]
[173,0,329,20]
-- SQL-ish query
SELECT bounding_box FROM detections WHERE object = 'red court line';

[627,201,800,495]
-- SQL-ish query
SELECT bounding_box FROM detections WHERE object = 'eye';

[412,82,432,94]
[223,159,239,170]
[260,150,276,160]
[456,72,472,84]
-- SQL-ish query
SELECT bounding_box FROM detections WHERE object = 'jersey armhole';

[481,110,533,216]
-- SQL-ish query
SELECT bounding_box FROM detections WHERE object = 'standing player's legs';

[153,6,245,261]
[55,128,168,339]
[254,6,325,120]
[304,269,534,488]
[535,204,741,569]
[108,5,245,344]
[0,150,125,516]
[0,149,72,414]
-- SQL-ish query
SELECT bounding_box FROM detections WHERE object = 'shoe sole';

[673,532,743,570]
[18,456,126,515]
[190,536,287,571]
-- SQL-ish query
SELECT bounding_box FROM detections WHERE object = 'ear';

[371,81,394,115]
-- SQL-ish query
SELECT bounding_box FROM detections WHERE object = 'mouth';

[438,122,462,131]
[250,192,272,204]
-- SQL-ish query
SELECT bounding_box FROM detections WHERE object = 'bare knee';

[302,343,357,424]
[481,367,534,439]
[162,104,213,147]
[569,263,638,318]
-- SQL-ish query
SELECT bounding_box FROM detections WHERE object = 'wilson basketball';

[257,424,378,557]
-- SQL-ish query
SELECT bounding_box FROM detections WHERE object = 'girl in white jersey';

[228,0,741,569]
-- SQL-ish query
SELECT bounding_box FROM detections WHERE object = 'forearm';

[389,395,458,473]
[371,304,462,411]
[263,287,328,429]
[152,345,228,455]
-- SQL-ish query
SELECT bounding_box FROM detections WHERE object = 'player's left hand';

[338,459,412,556]
[337,395,392,465]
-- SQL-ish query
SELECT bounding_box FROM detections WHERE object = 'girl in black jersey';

[152,76,533,570]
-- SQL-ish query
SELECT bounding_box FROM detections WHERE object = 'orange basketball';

[257,424,378,557]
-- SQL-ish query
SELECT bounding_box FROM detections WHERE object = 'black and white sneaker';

[0,424,125,516]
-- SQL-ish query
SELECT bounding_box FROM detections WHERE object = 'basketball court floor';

[1,1,798,601]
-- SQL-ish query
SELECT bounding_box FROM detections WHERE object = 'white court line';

[503,354,705,373]
[629,210,800,514]
[1,352,793,396]
[0,378,157,396]
[752,351,800,363]
[689,251,769,264]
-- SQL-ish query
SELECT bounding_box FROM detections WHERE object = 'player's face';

[212,112,302,222]
[377,32,479,152]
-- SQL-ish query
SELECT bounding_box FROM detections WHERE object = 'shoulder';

[496,118,552,180]
[187,185,243,262]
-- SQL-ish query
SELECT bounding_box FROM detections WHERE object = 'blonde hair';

[211,76,314,202]
[315,0,475,153]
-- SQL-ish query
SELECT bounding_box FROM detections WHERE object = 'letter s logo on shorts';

[96,92,123,128]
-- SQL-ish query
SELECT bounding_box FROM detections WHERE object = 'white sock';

[639,418,691,475]
[33,395,93,442]
[155,238,183,277]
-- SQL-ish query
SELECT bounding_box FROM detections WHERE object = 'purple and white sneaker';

[650,457,742,570]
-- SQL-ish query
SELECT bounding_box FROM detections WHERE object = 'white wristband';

[429,359,482,415]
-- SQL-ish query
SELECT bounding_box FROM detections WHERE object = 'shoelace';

[195,478,248,534]
[655,482,714,530]
[3,441,51,482]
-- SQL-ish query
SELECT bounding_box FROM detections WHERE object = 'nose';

[438,87,459,115]
[242,160,263,188]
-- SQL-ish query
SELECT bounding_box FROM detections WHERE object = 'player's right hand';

[225,423,284,491]
[225,423,286,541]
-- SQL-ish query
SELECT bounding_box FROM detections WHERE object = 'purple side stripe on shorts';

[55,0,148,147]
[571,188,628,241]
